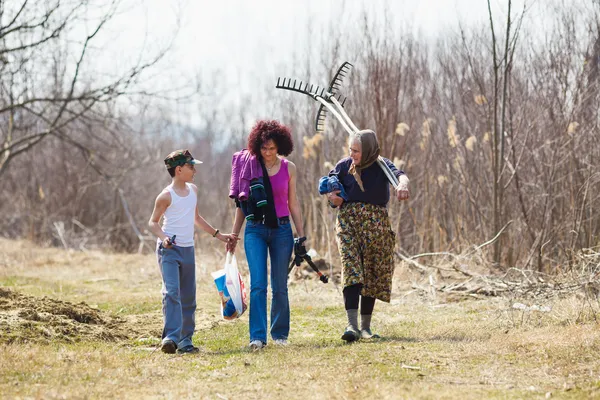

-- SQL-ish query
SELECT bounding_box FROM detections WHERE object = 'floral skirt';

[335,202,396,302]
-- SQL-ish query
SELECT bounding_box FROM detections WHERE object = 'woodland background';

[1,0,599,273]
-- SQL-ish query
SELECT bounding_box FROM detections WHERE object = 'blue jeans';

[156,244,196,349]
[244,219,294,343]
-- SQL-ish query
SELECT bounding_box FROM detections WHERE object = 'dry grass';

[1,238,599,399]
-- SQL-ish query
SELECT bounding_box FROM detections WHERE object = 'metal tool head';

[276,61,357,135]
[315,95,347,133]
[315,62,353,133]
[327,62,353,95]
[275,77,324,99]
[275,62,400,190]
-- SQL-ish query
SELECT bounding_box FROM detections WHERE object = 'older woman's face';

[349,140,362,165]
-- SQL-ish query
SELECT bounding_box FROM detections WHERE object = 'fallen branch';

[395,251,455,272]
[473,220,513,251]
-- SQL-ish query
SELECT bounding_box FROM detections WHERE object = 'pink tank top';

[269,158,290,218]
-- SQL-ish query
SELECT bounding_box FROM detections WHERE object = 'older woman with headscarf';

[325,130,410,342]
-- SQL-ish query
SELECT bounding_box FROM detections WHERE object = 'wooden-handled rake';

[275,62,400,189]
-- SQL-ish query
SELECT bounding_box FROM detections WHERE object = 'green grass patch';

[2,241,600,399]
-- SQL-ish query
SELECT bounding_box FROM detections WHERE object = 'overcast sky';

[115,0,512,74]
[98,0,535,130]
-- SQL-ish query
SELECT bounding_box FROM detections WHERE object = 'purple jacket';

[229,149,263,200]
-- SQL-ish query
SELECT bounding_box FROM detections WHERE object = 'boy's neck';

[171,178,188,190]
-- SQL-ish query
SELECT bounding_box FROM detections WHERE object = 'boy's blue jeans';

[156,244,196,349]
[244,219,294,344]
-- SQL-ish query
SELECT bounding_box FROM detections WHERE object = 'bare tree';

[0,0,168,178]
[484,0,526,265]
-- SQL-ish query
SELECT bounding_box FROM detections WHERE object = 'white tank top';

[162,183,197,247]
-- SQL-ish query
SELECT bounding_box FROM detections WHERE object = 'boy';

[148,149,236,354]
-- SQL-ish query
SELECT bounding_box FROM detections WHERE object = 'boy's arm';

[191,184,237,244]
[148,191,171,244]
[194,211,238,244]
[287,161,305,238]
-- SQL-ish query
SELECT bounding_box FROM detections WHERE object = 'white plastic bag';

[211,252,247,320]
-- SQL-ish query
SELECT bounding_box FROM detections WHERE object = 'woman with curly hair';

[228,120,305,350]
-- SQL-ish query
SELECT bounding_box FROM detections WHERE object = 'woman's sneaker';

[249,340,265,350]
[341,325,360,342]
[273,339,288,346]
[360,329,381,339]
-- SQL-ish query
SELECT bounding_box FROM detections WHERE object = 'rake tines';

[327,62,353,95]
[276,76,322,98]
[315,103,328,133]
[314,62,352,133]
[316,93,347,133]
[275,62,353,133]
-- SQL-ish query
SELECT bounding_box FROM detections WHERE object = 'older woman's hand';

[396,187,410,201]
[396,175,410,201]
[326,190,344,207]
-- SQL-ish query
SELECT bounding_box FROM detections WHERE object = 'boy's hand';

[218,232,239,245]
[162,235,175,249]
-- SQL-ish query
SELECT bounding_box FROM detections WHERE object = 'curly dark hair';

[247,120,294,157]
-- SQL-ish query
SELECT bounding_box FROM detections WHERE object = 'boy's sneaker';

[249,340,265,350]
[177,345,200,354]
[273,339,288,346]
[360,329,381,339]
[341,325,360,342]
[161,339,177,354]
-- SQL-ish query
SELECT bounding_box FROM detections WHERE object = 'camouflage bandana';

[164,149,203,168]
